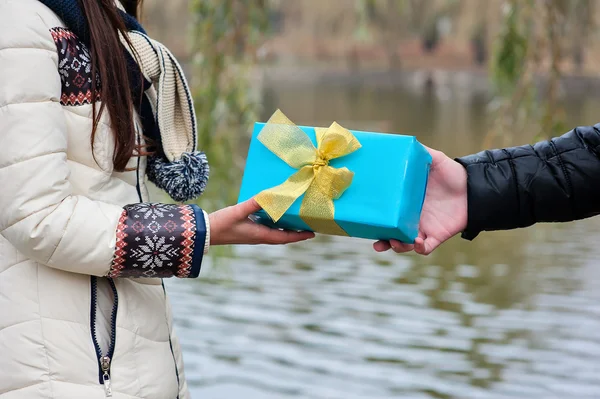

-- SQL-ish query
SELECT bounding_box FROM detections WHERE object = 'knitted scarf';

[38,0,209,203]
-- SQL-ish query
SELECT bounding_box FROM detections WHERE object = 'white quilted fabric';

[0,1,191,397]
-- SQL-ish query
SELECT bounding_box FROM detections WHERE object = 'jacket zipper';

[90,276,119,397]
[162,281,181,399]
[100,131,180,398]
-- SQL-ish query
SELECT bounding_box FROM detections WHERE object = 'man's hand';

[374,147,467,255]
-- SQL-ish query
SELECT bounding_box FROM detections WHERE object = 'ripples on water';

[167,217,600,399]
[167,81,600,398]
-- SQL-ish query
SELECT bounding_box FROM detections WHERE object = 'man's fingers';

[414,237,427,254]
[373,241,391,252]
[414,236,439,255]
[374,240,414,253]
[389,239,414,253]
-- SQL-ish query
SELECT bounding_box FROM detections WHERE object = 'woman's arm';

[457,124,600,240]
[0,4,208,278]
[0,2,314,278]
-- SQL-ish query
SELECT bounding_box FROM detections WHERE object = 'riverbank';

[253,63,600,100]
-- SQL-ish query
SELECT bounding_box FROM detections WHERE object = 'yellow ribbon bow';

[254,110,362,236]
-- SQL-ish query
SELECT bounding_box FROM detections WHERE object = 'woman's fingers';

[210,201,315,246]
[252,223,315,244]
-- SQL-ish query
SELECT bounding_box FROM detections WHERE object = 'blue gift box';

[237,117,432,243]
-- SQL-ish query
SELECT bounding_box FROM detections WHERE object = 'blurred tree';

[354,0,463,67]
[353,0,595,143]
[354,0,407,68]
[190,0,269,212]
[489,0,595,144]
[186,0,270,264]
[486,0,536,147]
[182,0,598,204]
[570,0,595,72]
[470,22,487,66]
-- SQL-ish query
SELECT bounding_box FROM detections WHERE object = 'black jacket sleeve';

[455,123,600,240]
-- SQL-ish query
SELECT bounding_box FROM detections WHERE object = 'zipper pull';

[100,356,113,397]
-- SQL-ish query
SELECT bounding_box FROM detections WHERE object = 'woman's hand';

[209,199,315,246]
[374,147,468,255]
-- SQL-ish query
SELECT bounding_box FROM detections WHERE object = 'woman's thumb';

[235,198,262,218]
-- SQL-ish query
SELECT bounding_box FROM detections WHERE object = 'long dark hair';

[79,0,144,172]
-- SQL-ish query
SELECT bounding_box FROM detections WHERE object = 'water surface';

[167,78,600,399]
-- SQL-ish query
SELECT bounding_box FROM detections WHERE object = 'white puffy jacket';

[0,1,208,398]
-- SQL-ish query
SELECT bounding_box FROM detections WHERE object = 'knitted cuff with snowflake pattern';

[107,203,207,279]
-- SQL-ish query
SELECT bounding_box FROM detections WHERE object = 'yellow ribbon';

[254,109,361,236]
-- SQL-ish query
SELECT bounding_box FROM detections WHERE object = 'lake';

[166,73,600,399]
